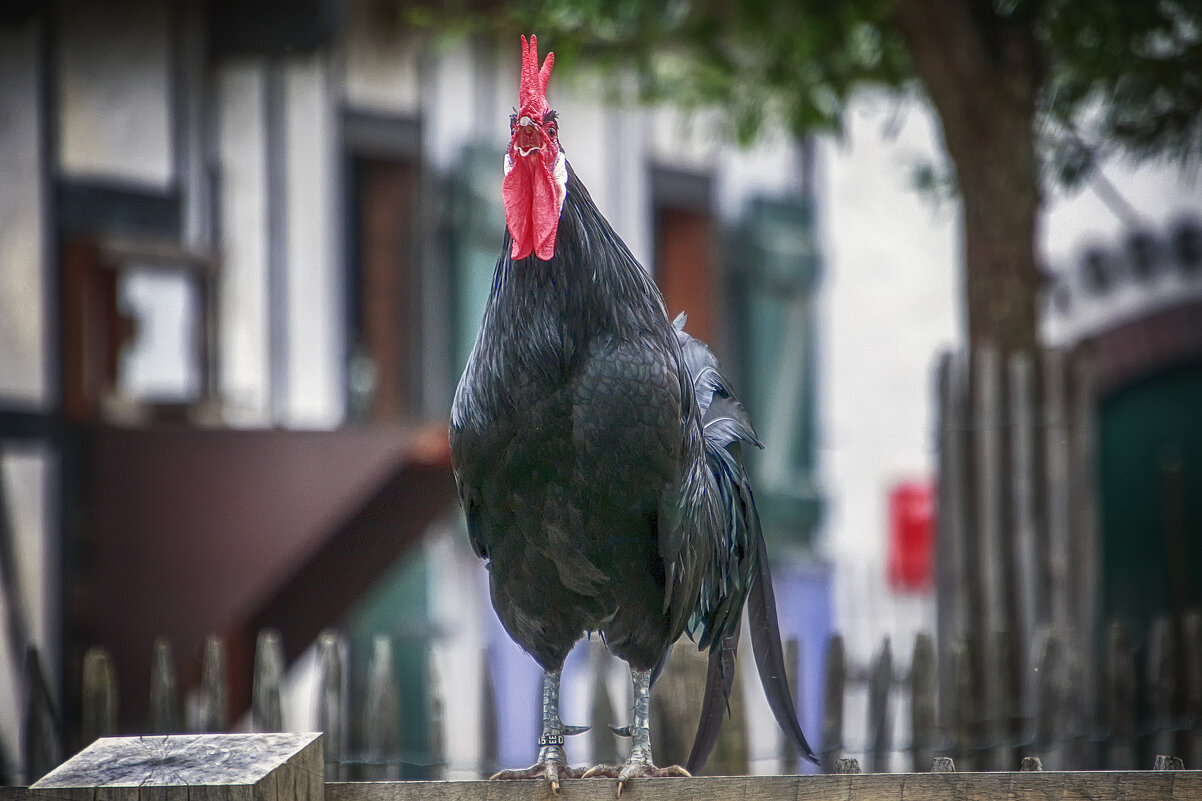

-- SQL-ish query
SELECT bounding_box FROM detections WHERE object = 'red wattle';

[503,154,560,261]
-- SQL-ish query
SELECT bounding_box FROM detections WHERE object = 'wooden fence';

[8,731,1202,801]
[10,608,1201,787]
[933,345,1202,774]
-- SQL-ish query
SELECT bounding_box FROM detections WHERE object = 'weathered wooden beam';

[23,646,60,784]
[81,647,118,746]
[1148,617,1176,761]
[30,733,322,801]
[321,772,1202,801]
[909,633,936,773]
[253,629,285,732]
[1185,609,1202,770]
[149,637,181,734]
[1106,620,1136,769]
[318,630,349,780]
[364,635,401,780]
[820,634,845,774]
[867,639,892,774]
[195,635,229,732]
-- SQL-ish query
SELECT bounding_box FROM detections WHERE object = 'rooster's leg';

[490,668,585,793]
[582,667,690,796]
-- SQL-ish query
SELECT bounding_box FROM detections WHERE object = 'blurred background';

[1,0,1201,787]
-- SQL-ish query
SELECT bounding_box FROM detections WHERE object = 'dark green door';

[1098,363,1202,631]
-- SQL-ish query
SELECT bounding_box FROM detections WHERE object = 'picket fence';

[11,608,1201,787]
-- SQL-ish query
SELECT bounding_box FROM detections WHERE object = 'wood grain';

[8,770,1201,801]
[28,733,322,801]
[323,772,1202,801]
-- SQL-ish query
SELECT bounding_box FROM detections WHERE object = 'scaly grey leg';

[490,669,585,794]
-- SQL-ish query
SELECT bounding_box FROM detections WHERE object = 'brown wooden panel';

[656,208,716,348]
[69,423,453,736]
[355,158,420,422]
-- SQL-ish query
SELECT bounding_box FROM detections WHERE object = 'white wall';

[216,61,272,425]
[283,53,344,428]
[817,89,1202,712]
[0,21,56,777]
[56,0,173,188]
[0,23,47,407]
[818,95,957,675]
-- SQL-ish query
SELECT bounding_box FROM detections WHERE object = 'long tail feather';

[747,533,819,765]
[675,314,817,770]
[685,619,741,773]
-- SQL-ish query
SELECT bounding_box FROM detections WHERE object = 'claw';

[490,761,585,792]
[610,724,633,737]
[563,724,591,736]
[585,761,689,798]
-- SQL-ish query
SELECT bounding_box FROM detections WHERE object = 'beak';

[513,116,541,157]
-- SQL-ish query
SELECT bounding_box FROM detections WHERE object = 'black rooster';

[451,34,818,794]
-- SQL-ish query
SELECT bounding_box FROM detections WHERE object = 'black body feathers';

[450,161,817,770]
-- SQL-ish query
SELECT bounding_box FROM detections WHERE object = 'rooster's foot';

[582,760,691,797]
[490,758,585,795]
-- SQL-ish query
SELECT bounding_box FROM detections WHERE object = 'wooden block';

[31,733,322,801]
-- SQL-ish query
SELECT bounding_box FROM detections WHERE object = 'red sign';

[887,481,934,592]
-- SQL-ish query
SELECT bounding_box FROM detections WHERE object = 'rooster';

[450,34,818,794]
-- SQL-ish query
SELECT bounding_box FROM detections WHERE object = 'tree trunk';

[894,0,1043,356]
[894,0,1048,769]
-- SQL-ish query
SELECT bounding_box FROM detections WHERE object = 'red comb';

[519,34,554,110]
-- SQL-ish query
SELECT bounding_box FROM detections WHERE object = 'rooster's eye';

[547,122,557,138]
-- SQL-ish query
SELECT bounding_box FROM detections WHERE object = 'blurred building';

[2,0,1200,784]
[0,0,828,780]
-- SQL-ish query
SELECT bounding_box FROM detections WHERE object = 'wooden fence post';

[479,647,498,778]
[652,640,747,776]
[951,636,976,772]
[148,637,180,734]
[779,638,802,775]
[867,638,892,773]
[426,649,445,780]
[1105,620,1136,769]
[972,346,1005,771]
[364,635,400,780]
[935,352,970,727]
[1008,351,1040,708]
[22,646,59,784]
[1043,348,1071,635]
[1155,754,1185,770]
[1148,617,1176,762]
[1183,610,1201,769]
[1034,628,1063,769]
[1068,350,1099,769]
[195,635,229,732]
[820,634,844,774]
[931,756,955,772]
[31,733,323,801]
[81,647,117,746]
[910,633,936,772]
[252,630,284,732]
[992,630,1015,771]
[317,630,347,779]
[589,643,619,769]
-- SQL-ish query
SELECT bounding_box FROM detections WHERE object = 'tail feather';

[685,620,740,774]
[674,314,818,770]
[747,532,820,765]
